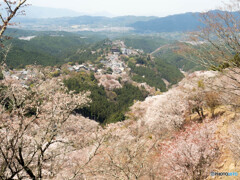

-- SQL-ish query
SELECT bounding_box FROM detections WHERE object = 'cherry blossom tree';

[0,0,28,74]
[0,77,92,179]
[188,90,205,121]
[81,125,159,180]
[158,122,220,180]
[229,123,240,162]
[179,0,240,102]
[0,0,28,39]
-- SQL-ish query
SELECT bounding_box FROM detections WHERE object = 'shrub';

[51,70,61,77]
[204,91,221,117]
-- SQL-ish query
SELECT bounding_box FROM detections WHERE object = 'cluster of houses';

[102,40,145,74]
[111,46,135,56]
[2,69,38,88]
[3,69,36,81]
[98,54,125,74]
[111,40,144,55]
[68,64,96,72]
[121,48,132,56]
[106,54,125,74]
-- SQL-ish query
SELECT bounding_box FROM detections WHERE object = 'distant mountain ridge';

[130,10,239,33]
[130,12,202,33]
[21,6,85,18]
[13,7,236,33]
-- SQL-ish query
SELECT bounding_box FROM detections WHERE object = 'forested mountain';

[119,35,202,71]
[1,31,108,68]
[127,56,184,91]
[121,35,171,53]
[130,12,201,33]
[64,72,148,124]
[130,10,240,33]
[152,44,204,71]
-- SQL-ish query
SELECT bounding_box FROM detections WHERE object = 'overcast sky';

[28,0,229,17]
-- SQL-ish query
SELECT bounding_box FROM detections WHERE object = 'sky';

[28,0,229,17]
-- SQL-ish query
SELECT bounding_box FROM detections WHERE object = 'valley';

[1,32,186,124]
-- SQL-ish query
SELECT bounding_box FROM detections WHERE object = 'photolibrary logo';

[211,172,238,177]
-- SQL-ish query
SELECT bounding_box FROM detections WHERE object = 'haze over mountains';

[23,6,114,18]
[11,6,205,33]
[13,6,234,33]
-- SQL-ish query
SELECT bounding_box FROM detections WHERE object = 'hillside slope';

[56,70,240,179]
[1,69,239,179]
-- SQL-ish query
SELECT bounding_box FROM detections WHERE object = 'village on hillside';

[2,40,154,91]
